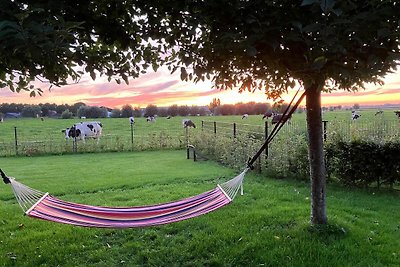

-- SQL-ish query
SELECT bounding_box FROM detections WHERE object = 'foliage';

[121,104,133,118]
[60,109,73,119]
[0,0,166,94]
[110,108,121,118]
[144,104,158,117]
[20,105,41,118]
[77,106,108,118]
[326,141,400,187]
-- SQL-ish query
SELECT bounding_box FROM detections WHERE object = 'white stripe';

[25,193,49,215]
[217,185,232,202]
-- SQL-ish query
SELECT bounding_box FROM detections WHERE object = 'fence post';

[73,127,77,153]
[264,121,268,167]
[233,123,236,138]
[130,122,134,151]
[214,121,217,135]
[14,126,18,156]
[201,120,204,131]
[322,120,328,142]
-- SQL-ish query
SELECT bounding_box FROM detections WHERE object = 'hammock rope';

[2,89,305,228]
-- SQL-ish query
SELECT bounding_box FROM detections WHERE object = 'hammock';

[3,169,248,228]
[2,90,306,228]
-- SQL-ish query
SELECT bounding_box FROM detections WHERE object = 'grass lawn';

[0,150,399,266]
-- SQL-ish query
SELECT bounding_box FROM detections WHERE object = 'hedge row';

[326,141,400,187]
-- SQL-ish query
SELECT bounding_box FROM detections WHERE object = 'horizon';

[1,67,400,109]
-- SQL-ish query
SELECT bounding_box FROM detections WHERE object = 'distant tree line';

[0,101,310,119]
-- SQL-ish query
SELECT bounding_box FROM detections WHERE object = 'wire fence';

[0,125,188,157]
[200,119,399,143]
[0,119,398,157]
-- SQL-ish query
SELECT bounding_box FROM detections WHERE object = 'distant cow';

[271,114,292,124]
[351,111,361,120]
[242,114,249,119]
[182,119,196,128]
[375,110,383,116]
[395,111,400,118]
[146,116,155,122]
[129,116,135,124]
[62,121,103,143]
[262,111,274,119]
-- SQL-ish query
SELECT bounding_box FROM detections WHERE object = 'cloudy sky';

[1,68,400,108]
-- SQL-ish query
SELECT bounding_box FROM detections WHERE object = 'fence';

[200,119,399,143]
[0,125,188,157]
[190,119,399,179]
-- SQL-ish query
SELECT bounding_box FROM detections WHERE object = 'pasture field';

[0,109,398,156]
[0,150,399,266]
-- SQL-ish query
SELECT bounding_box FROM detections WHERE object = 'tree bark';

[306,82,328,225]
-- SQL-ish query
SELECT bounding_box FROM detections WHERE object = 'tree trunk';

[306,82,328,225]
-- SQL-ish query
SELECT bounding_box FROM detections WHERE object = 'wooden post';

[264,121,268,167]
[322,120,328,142]
[214,121,217,135]
[14,127,18,156]
[130,122,134,151]
[233,123,236,138]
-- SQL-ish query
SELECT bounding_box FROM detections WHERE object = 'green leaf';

[312,56,327,70]
[246,46,257,57]
[90,71,96,80]
[180,67,187,80]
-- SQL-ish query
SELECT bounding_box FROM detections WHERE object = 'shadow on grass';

[307,223,347,243]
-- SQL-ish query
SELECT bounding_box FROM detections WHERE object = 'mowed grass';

[0,150,399,266]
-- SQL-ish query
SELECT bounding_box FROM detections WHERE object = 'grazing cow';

[394,111,400,118]
[146,116,155,122]
[262,111,274,120]
[182,119,196,128]
[351,111,361,120]
[242,114,249,119]
[62,121,103,143]
[166,116,172,119]
[129,116,135,124]
[375,110,383,116]
[271,114,292,124]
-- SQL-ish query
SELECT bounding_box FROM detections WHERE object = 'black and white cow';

[62,121,103,143]
[271,114,292,124]
[146,116,155,122]
[242,114,249,119]
[394,111,400,119]
[375,110,384,116]
[182,119,196,128]
[351,111,361,120]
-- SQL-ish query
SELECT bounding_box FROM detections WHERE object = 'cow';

[182,119,196,128]
[146,116,155,122]
[394,111,400,118]
[62,121,103,143]
[351,111,361,120]
[129,116,135,124]
[262,111,274,120]
[271,114,292,124]
[375,110,383,116]
[242,114,249,119]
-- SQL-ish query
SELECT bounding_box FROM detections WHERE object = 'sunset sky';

[1,67,400,108]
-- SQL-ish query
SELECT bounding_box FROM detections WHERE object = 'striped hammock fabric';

[7,169,248,228]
